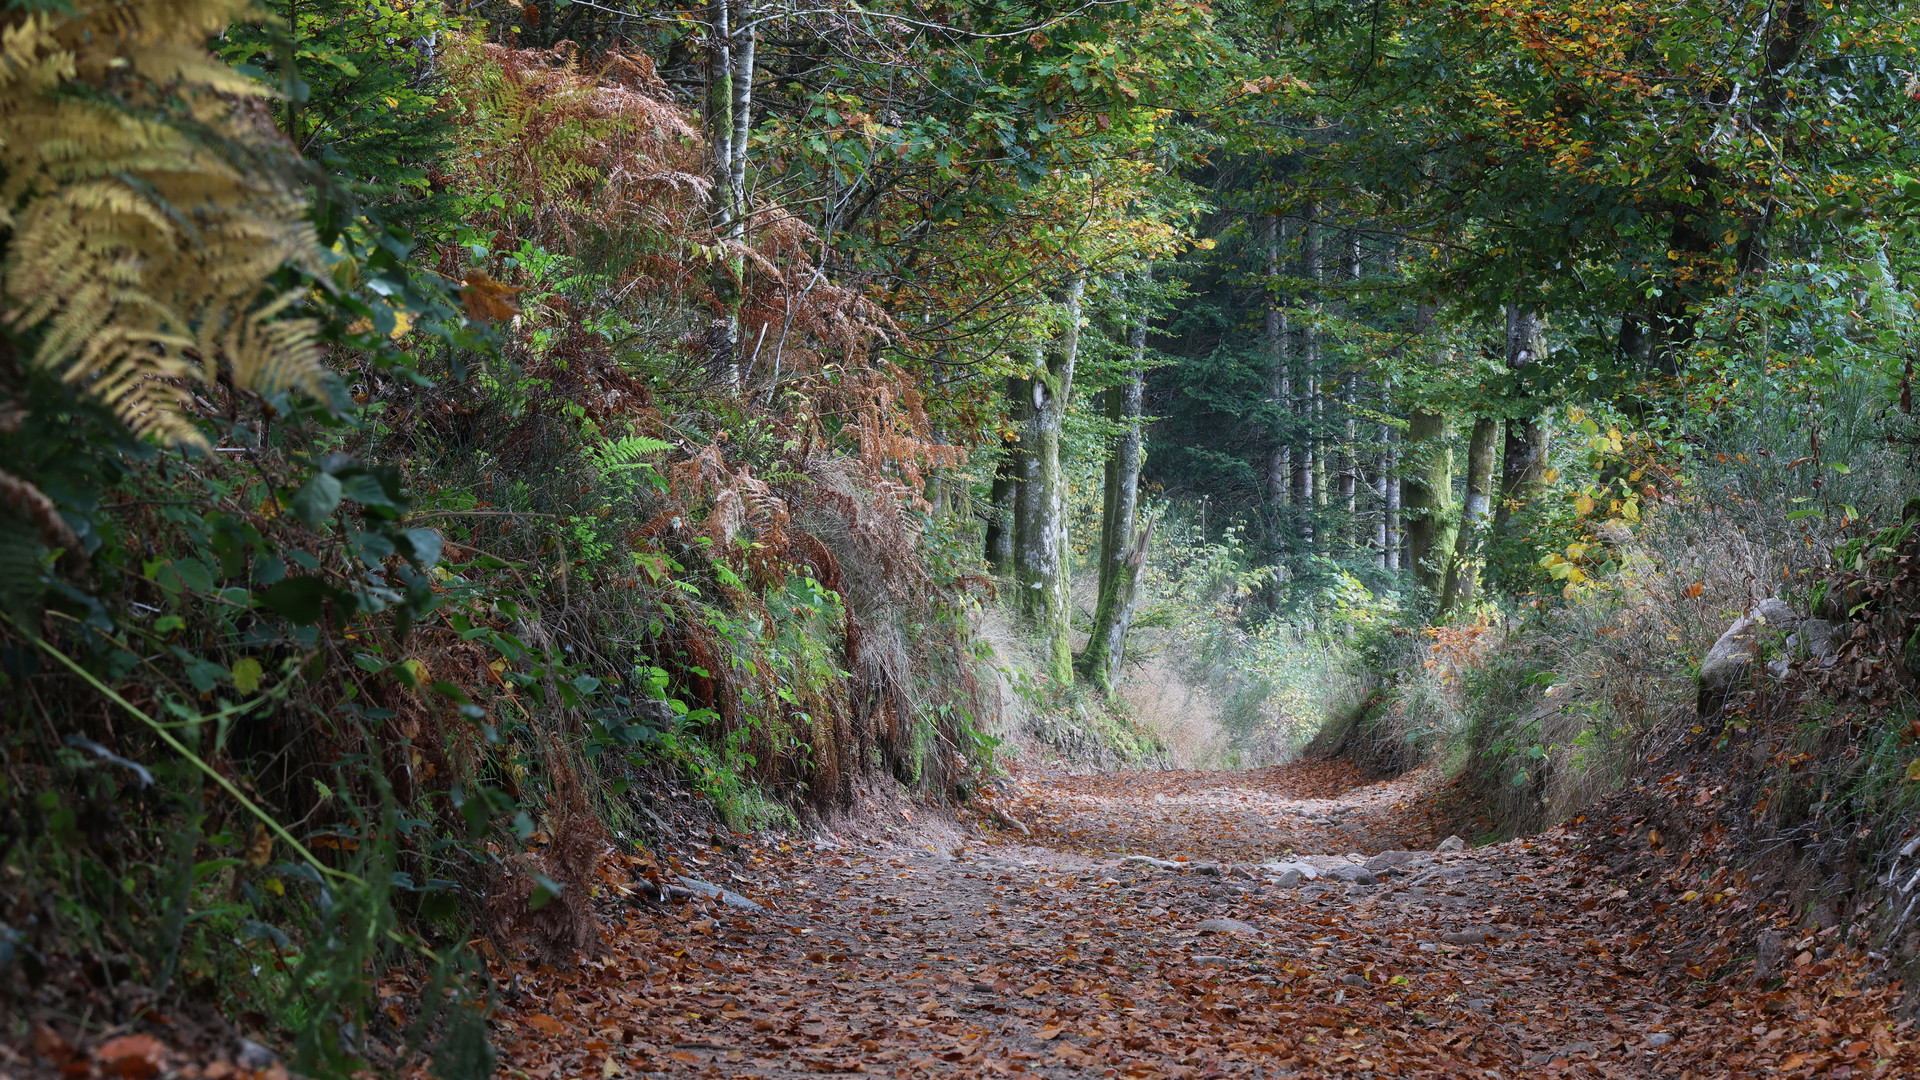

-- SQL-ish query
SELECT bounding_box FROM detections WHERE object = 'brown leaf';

[33,1023,78,1065]
[461,271,524,323]
[1036,1026,1064,1041]
[525,1014,567,1036]
[94,1034,166,1080]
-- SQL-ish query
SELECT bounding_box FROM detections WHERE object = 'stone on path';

[677,875,765,913]
[1441,931,1487,945]
[1121,856,1182,870]
[1436,835,1466,852]
[1194,918,1260,935]
[1364,851,1420,872]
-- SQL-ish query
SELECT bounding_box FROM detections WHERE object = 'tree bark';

[1440,417,1500,618]
[983,373,1025,575]
[1263,216,1291,528]
[1014,278,1085,686]
[1494,306,1551,538]
[1384,427,1401,572]
[1403,408,1455,599]
[703,0,752,391]
[1085,274,1150,693]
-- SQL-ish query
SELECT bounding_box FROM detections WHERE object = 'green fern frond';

[589,435,674,473]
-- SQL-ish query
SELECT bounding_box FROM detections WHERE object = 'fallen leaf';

[95,1034,166,1080]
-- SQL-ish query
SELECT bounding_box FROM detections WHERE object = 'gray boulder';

[1700,599,1808,715]
[1436,835,1466,853]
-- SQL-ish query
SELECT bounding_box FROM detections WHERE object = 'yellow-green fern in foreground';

[1,0,327,445]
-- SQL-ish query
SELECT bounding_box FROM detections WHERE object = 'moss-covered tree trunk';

[1403,408,1455,599]
[1440,416,1500,618]
[1085,271,1150,694]
[1014,278,1084,685]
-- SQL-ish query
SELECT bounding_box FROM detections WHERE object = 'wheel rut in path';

[490,760,1915,1078]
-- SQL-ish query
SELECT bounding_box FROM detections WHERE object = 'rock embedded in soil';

[1436,835,1466,852]
[1194,918,1260,935]
[1365,850,1420,872]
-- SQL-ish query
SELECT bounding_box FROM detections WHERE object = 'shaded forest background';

[6,0,1920,1073]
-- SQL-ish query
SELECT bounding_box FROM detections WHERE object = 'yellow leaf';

[1567,406,1586,423]
[1905,757,1920,782]
[246,823,273,867]
[1574,494,1595,516]
[263,877,284,896]
[1543,467,1561,483]
[1566,566,1586,585]
[231,657,264,693]
[1565,542,1590,561]
[403,657,431,686]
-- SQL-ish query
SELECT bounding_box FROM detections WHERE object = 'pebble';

[1341,973,1369,987]
[1192,955,1232,966]
[1646,1033,1674,1048]
[1441,931,1487,945]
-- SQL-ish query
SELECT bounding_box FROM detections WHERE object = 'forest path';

[488,761,1867,1079]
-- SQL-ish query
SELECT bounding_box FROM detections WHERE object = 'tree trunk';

[983,373,1025,575]
[1440,417,1500,618]
[1339,373,1356,550]
[1494,306,1551,538]
[1085,275,1150,693]
[1263,217,1291,532]
[1403,409,1455,599]
[1372,415,1390,569]
[1014,278,1085,686]
[703,0,753,391]
[1384,428,1401,572]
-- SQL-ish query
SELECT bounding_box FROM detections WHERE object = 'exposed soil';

[491,760,1920,1078]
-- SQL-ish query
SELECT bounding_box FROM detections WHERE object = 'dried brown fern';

[0,0,328,445]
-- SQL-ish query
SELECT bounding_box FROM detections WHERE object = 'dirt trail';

[491,762,1917,1078]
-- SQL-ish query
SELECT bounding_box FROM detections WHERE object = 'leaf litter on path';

[491,760,1920,1078]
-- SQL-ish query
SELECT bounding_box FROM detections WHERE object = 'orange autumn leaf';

[461,271,523,323]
